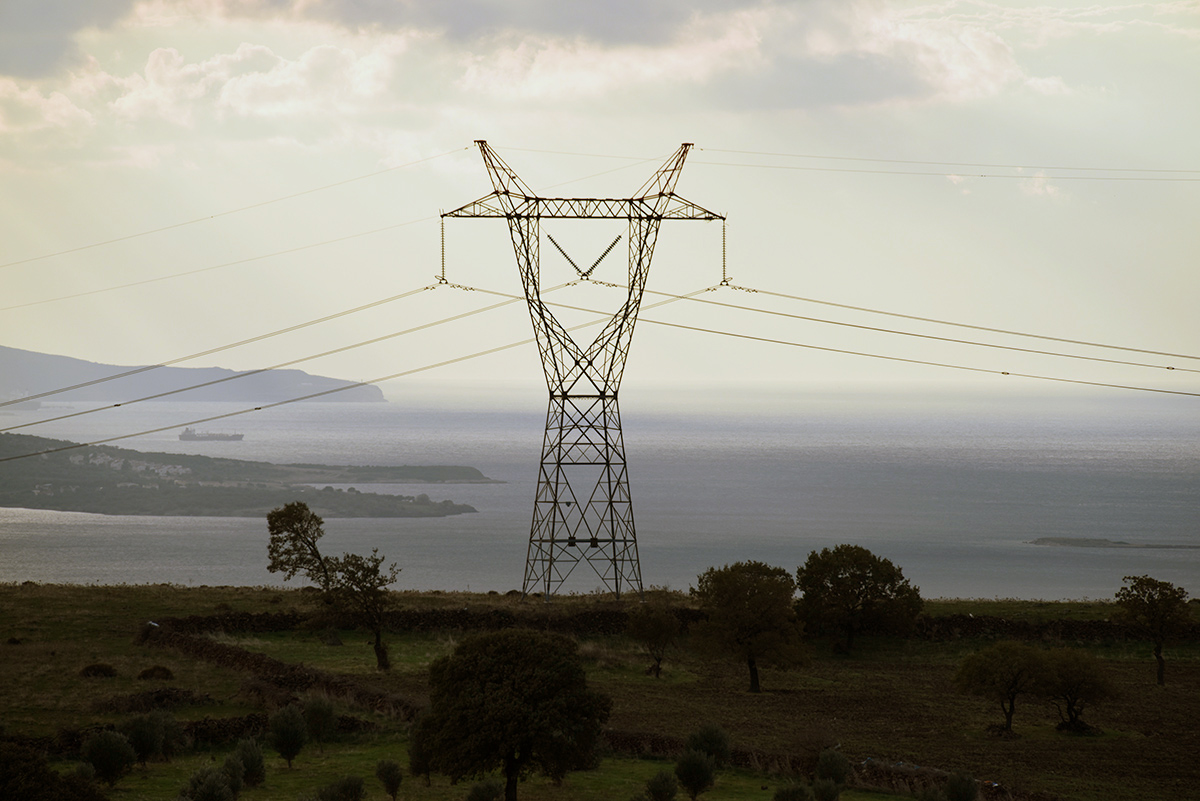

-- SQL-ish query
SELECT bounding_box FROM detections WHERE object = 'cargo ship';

[179,427,244,441]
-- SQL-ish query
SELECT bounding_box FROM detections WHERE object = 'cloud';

[0,78,93,137]
[0,0,137,77]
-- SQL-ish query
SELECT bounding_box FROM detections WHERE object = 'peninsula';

[0,432,491,518]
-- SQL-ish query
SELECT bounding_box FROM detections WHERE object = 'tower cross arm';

[443,194,724,221]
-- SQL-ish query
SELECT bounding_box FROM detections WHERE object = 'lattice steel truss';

[444,141,723,598]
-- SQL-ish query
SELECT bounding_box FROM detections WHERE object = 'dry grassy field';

[1,583,1196,801]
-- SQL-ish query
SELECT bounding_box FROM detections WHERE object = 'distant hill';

[0,345,384,403]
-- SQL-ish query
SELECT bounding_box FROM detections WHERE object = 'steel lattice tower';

[444,141,723,598]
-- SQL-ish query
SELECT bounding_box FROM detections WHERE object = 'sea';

[1,391,1197,600]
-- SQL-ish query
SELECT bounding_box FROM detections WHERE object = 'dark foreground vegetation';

[0,581,1196,801]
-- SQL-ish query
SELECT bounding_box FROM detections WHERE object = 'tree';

[795,545,923,652]
[691,561,803,693]
[0,741,109,801]
[123,713,164,766]
[81,730,136,787]
[327,549,400,671]
[178,766,235,801]
[674,750,715,800]
[375,759,403,801]
[1114,574,1191,686]
[626,602,680,678]
[266,501,335,591]
[1040,647,1115,731]
[955,641,1046,733]
[645,769,679,801]
[413,629,612,801]
[685,725,731,769]
[268,704,308,768]
[233,738,265,787]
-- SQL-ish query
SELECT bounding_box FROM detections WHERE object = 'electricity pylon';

[444,141,723,598]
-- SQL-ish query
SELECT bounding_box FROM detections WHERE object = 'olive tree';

[327,549,400,671]
[955,640,1046,734]
[413,629,611,801]
[795,544,923,652]
[1040,647,1115,731]
[626,601,680,678]
[691,561,804,693]
[1114,574,1191,686]
[266,501,335,591]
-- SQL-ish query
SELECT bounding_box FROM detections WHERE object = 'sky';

[1,0,1198,411]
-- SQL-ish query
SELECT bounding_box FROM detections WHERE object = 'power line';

[724,284,1200,362]
[0,148,467,271]
[692,159,1200,182]
[700,147,1200,175]
[0,215,438,313]
[0,284,438,408]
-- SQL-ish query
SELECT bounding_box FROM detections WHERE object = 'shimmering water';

[1,393,1197,598]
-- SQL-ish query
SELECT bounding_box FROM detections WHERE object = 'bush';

[137,665,175,681]
[178,765,235,801]
[152,711,186,761]
[375,759,403,800]
[812,778,841,801]
[943,773,978,801]
[815,749,849,785]
[774,785,814,801]
[0,741,108,801]
[82,730,136,787]
[79,663,117,678]
[233,739,265,788]
[268,704,307,768]
[303,695,338,752]
[314,775,365,801]
[646,768,678,801]
[124,714,165,765]
[221,754,244,797]
[674,750,715,800]
[465,778,503,801]
[685,724,731,768]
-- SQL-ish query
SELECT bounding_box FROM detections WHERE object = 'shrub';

[465,778,503,801]
[221,754,244,797]
[178,765,235,801]
[943,773,979,801]
[233,738,265,788]
[269,704,307,768]
[82,730,136,786]
[815,749,849,785]
[675,750,715,800]
[314,775,365,801]
[774,785,814,801]
[0,741,108,801]
[152,711,186,761]
[646,768,678,801]
[812,778,841,801]
[79,663,117,678]
[303,695,338,752]
[685,724,731,768]
[375,759,403,800]
[124,714,165,765]
[137,665,175,681]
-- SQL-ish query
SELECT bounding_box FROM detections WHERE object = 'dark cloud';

[302,0,763,44]
[0,0,135,78]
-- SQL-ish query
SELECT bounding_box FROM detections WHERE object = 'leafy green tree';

[1114,574,1191,685]
[327,549,400,671]
[81,730,136,787]
[268,704,308,768]
[685,724,731,768]
[1040,647,1115,731]
[674,750,715,800]
[955,640,1047,733]
[266,501,335,591]
[375,759,403,800]
[691,561,803,693]
[414,629,612,801]
[794,544,923,652]
[627,601,680,678]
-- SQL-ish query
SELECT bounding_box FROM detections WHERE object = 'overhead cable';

[0,148,467,270]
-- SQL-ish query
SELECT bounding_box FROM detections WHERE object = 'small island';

[1029,537,1200,550]
[0,432,493,518]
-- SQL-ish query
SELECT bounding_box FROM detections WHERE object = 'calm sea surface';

[1,394,1197,599]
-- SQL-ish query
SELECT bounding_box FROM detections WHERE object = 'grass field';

[1,583,1196,801]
